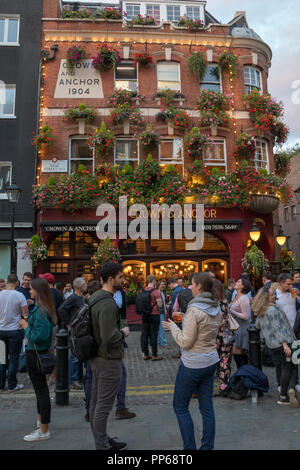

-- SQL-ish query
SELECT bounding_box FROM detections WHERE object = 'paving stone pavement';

[1,330,300,450]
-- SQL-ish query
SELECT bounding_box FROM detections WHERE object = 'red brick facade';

[36,0,277,283]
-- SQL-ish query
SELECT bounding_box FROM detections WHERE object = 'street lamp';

[5,181,22,274]
[275,225,286,246]
[249,220,261,242]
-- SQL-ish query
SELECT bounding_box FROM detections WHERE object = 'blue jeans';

[116,360,127,410]
[69,352,83,383]
[157,313,167,346]
[173,360,218,450]
[0,329,24,390]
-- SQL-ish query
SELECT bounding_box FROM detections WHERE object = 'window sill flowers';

[64,103,97,123]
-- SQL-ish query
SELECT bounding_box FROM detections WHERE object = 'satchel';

[228,313,239,331]
[34,344,56,375]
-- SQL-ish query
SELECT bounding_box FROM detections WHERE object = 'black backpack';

[177,288,193,313]
[68,296,101,362]
[135,288,155,316]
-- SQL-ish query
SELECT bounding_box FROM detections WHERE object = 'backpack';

[177,288,193,314]
[68,296,101,362]
[135,288,155,316]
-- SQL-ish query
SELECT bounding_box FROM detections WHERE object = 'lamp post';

[249,220,261,243]
[275,225,286,246]
[5,181,21,274]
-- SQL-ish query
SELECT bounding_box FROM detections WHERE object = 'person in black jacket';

[58,277,87,390]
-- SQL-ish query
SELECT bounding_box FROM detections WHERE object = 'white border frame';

[202,138,227,171]
[0,15,20,46]
[157,61,181,92]
[0,84,16,118]
[200,63,223,93]
[114,59,139,93]
[244,66,263,94]
[159,138,184,175]
[0,161,12,200]
[254,138,269,173]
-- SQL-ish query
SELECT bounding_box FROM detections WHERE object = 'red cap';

[39,273,55,284]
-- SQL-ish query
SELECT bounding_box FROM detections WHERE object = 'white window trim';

[166,4,181,22]
[114,60,139,92]
[124,4,141,20]
[146,4,161,22]
[159,138,184,175]
[69,136,94,174]
[157,61,181,92]
[0,15,20,46]
[0,161,12,199]
[200,63,222,92]
[124,3,205,24]
[0,84,16,118]
[254,138,269,172]
[114,138,140,166]
[202,139,227,170]
[244,66,263,94]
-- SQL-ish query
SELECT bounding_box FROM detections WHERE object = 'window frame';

[125,4,141,20]
[0,84,16,118]
[166,4,181,22]
[146,4,161,23]
[0,161,12,200]
[202,138,227,170]
[69,136,94,174]
[0,16,20,46]
[291,205,296,221]
[115,59,138,92]
[157,61,181,92]
[114,138,139,169]
[284,207,289,223]
[244,66,263,94]
[186,6,200,20]
[253,139,269,172]
[159,138,184,175]
[200,64,222,92]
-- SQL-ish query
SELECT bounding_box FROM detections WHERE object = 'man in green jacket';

[89,262,129,451]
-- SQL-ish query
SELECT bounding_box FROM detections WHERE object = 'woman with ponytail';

[19,277,57,442]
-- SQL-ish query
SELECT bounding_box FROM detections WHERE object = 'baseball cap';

[39,273,55,284]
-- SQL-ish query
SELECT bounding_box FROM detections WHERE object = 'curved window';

[244,66,262,94]
[200,65,221,92]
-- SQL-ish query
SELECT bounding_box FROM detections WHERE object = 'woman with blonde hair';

[19,277,57,441]
[253,283,298,407]
[162,272,222,450]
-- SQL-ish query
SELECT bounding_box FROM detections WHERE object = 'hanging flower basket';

[187,51,207,81]
[133,52,153,67]
[183,127,212,158]
[277,248,296,271]
[218,50,238,78]
[249,194,280,214]
[242,244,270,281]
[232,133,256,162]
[22,235,48,266]
[87,122,114,156]
[92,43,121,71]
[136,123,161,150]
[63,103,97,123]
[32,124,56,151]
[92,237,121,267]
[66,44,86,71]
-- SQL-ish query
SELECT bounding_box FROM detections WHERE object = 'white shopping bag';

[0,340,6,365]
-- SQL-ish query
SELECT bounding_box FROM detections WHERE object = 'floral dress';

[216,301,234,393]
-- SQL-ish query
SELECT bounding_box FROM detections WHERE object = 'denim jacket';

[255,304,295,349]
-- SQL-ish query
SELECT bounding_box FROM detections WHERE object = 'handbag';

[34,344,56,375]
[228,313,240,331]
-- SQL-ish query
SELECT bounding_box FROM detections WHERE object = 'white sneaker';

[37,420,41,429]
[24,429,50,442]
[8,384,24,392]
[295,385,300,393]
[277,386,281,393]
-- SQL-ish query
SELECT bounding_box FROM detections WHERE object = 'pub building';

[35,0,281,287]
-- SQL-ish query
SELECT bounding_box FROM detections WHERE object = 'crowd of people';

[0,266,299,450]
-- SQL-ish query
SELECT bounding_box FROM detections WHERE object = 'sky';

[71,0,300,148]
